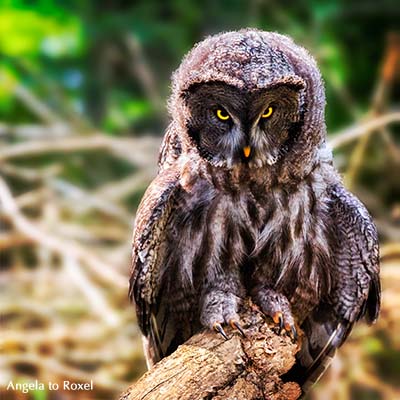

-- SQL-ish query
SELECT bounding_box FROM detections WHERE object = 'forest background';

[0,1,399,399]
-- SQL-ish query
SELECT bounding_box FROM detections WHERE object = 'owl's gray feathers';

[291,184,380,389]
[328,183,380,325]
[129,167,183,362]
[130,29,380,392]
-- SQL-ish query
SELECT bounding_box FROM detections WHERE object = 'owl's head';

[169,29,329,179]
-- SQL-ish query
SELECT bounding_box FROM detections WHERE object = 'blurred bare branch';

[0,123,72,140]
[63,255,121,327]
[0,134,161,169]
[124,34,163,111]
[13,84,62,124]
[381,243,400,259]
[0,177,127,288]
[48,177,133,222]
[328,111,400,149]
[95,170,153,201]
[345,33,400,188]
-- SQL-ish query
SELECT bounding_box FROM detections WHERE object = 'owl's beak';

[243,146,251,158]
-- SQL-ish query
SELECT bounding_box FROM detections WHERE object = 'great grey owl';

[129,29,380,392]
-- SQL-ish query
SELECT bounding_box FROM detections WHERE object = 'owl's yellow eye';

[261,106,274,119]
[216,108,230,121]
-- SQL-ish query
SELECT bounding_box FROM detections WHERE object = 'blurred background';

[0,1,399,399]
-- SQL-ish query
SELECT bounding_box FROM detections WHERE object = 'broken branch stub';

[119,300,302,400]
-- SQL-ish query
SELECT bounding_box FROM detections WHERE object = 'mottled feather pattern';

[158,122,182,171]
[129,29,380,393]
[328,183,380,324]
[129,167,180,334]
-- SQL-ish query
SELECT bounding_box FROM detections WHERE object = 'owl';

[129,29,380,392]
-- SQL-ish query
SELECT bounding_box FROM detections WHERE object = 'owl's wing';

[328,183,380,324]
[129,167,181,365]
[294,183,380,392]
[158,122,182,171]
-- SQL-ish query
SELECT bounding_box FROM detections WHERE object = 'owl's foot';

[252,287,298,340]
[201,290,244,340]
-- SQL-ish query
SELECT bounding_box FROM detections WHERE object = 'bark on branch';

[119,300,302,400]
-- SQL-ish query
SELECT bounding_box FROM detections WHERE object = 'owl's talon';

[201,289,242,338]
[252,288,297,337]
[213,322,229,340]
[283,322,298,341]
[278,314,284,332]
[272,311,282,325]
[230,319,246,337]
[272,312,284,332]
[291,325,298,341]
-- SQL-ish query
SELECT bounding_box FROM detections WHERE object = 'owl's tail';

[284,305,352,395]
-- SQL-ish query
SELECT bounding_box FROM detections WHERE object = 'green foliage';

[32,388,48,400]
[1,0,397,132]
[0,7,83,57]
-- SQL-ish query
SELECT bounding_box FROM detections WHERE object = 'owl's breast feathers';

[138,160,336,320]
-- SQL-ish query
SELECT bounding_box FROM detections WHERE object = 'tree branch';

[0,134,161,170]
[328,111,400,149]
[0,176,127,288]
[119,300,301,400]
